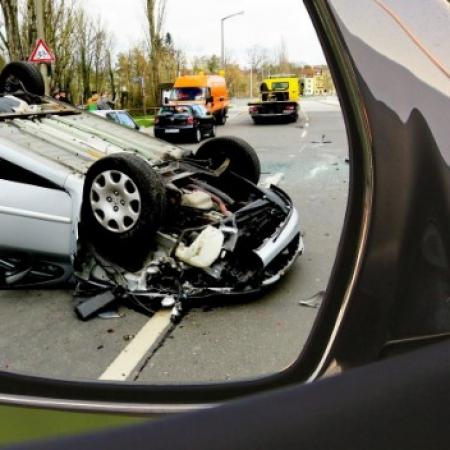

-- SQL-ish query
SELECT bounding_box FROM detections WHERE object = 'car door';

[0,158,74,259]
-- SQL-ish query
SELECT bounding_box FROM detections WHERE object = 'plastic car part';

[194,136,261,184]
[175,226,224,268]
[74,288,118,321]
[0,61,45,96]
[90,169,142,233]
[81,152,166,270]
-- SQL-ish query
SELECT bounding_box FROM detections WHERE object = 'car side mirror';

[164,97,169,105]
[219,97,224,102]
[206,96,214,104]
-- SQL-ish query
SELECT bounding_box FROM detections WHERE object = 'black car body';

[154,105,216,143]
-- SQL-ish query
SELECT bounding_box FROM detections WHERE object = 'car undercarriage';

[0,68,303,323]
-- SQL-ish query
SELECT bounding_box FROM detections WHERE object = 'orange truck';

[167,74,230,125]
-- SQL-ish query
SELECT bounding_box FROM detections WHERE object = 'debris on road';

[299,290,325,309]
[98,310,123,319]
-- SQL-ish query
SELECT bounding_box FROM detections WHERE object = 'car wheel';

[0,62,45,96]
[216,110,226,125]
[194,136,261,184]
[210,125,216,138]
[81,152,166,270]
[193,127,202,143]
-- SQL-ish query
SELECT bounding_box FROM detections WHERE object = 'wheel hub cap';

[90,170,141,233]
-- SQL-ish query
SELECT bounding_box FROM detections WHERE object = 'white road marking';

[99,310,173,381]
[301,130,307,139]
[260,172,284,188]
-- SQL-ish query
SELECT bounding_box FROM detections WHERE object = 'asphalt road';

[0,96,348,384]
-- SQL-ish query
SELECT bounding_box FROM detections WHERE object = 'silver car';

[0,62,303,320]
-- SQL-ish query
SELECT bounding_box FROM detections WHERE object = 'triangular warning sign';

[29,39,55,63]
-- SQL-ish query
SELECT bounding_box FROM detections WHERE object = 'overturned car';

[0,63,303,320]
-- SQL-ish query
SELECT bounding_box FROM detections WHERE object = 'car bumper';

[154,125,194,136]
[254,205,302,267]
[251,112,296,119]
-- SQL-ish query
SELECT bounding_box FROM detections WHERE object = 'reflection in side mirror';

[0,0,348,390]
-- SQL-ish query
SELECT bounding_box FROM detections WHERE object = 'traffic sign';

[29,39,55,63]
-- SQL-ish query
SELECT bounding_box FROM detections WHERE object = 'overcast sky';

[79,0,326,67]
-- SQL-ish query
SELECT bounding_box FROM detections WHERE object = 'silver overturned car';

[0,62,303,320]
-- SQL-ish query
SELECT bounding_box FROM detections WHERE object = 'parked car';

[0,63,302,320]
[1,0,449,448]
[92,109,155,137]
[154,104,216,142]
[91,109,140,130]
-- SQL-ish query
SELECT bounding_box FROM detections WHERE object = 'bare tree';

[0,0,24,60]
[276,38,290,73]
[77,10,94,101]
[247,45,267,73]
[146,0,166,104]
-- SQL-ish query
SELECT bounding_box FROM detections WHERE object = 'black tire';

[215,110,227,125]
[154,129,163,140]
[252,117,261,125]
[194,136,261,184]
[193,127,202,143]
[209,125,216,138]
[81,152,166,270]
[0,62,45,96]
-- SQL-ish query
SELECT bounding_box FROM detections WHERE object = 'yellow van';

[168,74,230,124]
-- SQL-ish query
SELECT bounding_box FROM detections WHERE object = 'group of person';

[52,89,115,111]
[86,91,115,111]
[52,89,71,104]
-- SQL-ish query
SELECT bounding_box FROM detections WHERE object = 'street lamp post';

[221,11,244,68]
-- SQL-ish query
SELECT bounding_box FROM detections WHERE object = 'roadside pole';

[35,0,50,95]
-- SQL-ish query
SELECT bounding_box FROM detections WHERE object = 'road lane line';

[99,310,173,381]
[301,130,307,139]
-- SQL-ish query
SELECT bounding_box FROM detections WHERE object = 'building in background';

[302,77,315,96]
[300,65,335,96]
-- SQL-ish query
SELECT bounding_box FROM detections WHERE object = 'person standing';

[86,91,99,111]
